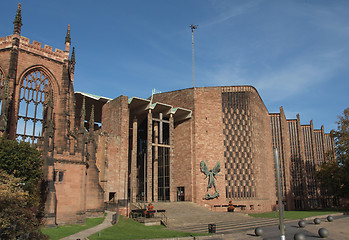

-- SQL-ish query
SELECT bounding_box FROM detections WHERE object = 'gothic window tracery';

[16,69,52,144]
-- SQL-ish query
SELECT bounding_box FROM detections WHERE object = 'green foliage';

[88,216,207,240]
[316,108,349,198]
[0,170,48,240]
[0,138,43,195]
[41,216,105,240]
[0,138,47,239]
[249,210,341,219]
[316,161,346,197]
[333,108,349,166]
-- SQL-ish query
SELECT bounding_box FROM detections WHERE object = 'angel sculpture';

[200,161,221,200]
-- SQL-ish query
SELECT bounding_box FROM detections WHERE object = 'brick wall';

[152,89,195,201]
[192,87,226,207]
[153,86,276,212]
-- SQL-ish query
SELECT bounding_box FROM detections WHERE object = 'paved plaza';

[59,202,348,240]
[154,214,349,240]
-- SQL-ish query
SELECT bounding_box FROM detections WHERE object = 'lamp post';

[189,24,198,88]
[274,148,285,240]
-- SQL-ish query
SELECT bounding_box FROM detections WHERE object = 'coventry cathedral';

[0,5,336,225]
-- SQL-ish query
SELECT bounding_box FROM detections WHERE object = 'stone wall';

[54,158,86,224]
[98,95,130,204]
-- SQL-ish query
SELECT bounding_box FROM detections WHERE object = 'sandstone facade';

[0,5,336,225]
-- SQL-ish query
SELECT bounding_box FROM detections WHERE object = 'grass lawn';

[41,215,105,240]
[88,215,208,240]
[249,210,342,219]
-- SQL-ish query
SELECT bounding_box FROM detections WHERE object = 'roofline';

[75,91,112,101]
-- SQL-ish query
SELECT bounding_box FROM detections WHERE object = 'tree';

[0,138,48,239]
[316,108,349,199]
[0,170,48,239]
[0,138,43,195]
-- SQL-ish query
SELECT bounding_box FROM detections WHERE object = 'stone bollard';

[254,227,263,236]
[294,232,306,240]
[298,220,306,228]
[314,218,321,224]
[318,228,329,238]
[327,215,334,222]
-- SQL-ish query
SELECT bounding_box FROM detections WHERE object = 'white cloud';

[198,62,248,87]
[255,48,348,101]
[203,0,263,27]
[197,45,348,104]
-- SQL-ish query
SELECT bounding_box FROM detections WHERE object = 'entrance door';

[177,187,185,201]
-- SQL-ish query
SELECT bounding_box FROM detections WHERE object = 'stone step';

[139,202,293,234]
[171,218,294,234]
[149,202,252,228]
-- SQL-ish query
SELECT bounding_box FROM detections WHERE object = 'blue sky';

[1,0,348,132]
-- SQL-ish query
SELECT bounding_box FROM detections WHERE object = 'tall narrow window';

[158,146,170,201]
[16,69,52,144]
[0,69,5,114]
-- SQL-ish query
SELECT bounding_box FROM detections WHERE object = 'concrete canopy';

[128,96,191,122]
[75,92,112,124]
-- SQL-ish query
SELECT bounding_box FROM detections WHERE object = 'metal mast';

[190,24,198,88]
[274,148,286,240]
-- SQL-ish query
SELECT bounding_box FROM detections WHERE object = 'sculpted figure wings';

[200,161,221,192]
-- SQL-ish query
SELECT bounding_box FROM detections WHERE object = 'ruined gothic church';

[0,5,336,225]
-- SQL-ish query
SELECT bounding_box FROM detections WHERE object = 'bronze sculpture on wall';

[200,161,221,200]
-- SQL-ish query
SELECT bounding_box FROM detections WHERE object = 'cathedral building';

[0,5,335,225]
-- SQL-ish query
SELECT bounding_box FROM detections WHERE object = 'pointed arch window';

[16,69,52,144]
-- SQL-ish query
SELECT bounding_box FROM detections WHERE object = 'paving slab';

[301,215,349,240]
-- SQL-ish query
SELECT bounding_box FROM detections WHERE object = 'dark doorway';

[177,187,185,201]
[109,192,116,203]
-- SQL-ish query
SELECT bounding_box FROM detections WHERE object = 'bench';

[213,204,247,212]
[130,209,166,218]
[130,209,145,218]
[234,205,247,210]
[213,204,229,208]
[213,204,229,212]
